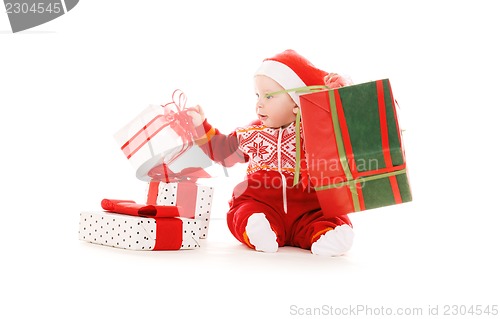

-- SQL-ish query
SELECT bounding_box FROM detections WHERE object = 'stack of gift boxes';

[79,90,215,251]
[79,181,214,251]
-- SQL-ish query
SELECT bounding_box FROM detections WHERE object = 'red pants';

[227,171,351,250]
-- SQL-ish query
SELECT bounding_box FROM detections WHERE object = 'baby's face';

[254,75,298,128]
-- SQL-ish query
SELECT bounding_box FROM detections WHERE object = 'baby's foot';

[245,213,278,253]
[311,224,354,257]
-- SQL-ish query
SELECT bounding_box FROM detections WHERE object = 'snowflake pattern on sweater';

[236,122,302,176]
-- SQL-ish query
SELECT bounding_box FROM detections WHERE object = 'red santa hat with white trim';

[254,49,328,105]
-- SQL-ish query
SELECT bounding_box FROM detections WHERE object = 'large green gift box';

[298,79,412,217]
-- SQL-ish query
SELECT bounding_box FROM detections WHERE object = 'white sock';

[245,213,278,253]
[311,224,354,257]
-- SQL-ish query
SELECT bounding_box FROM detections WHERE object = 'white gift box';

[147,181,214,239]
[114,104,191,181]
[79,211,200,250]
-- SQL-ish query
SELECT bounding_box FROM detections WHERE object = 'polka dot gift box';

[146,181,214,239]
[78,211,201,250]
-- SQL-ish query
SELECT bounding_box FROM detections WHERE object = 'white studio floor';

[3,184,499,319]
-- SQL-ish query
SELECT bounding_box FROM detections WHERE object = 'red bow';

[163,91,194,131]
[119,89,196,161]
[148,163,211,183]
[160,90,197,164]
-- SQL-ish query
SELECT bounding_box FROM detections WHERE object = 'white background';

[1,1,499,318]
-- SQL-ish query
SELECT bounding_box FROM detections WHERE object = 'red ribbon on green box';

[298,79,412,217]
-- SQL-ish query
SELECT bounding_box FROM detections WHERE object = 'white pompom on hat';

[254,49,328,105]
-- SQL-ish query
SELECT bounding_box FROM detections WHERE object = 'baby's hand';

[324,73,353,89]
[186,105,206,127]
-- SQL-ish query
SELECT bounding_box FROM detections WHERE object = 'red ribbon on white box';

[147,163,211,183]
[146,180,200,219]
[154,217,183,250]
[120,90,196,161]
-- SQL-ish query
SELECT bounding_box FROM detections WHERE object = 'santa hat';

[254,49,328,105]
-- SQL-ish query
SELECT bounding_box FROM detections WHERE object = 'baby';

[188,49,354,256]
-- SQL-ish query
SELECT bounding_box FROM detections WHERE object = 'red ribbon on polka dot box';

[146,181,214,239]
[78,211,200,251]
